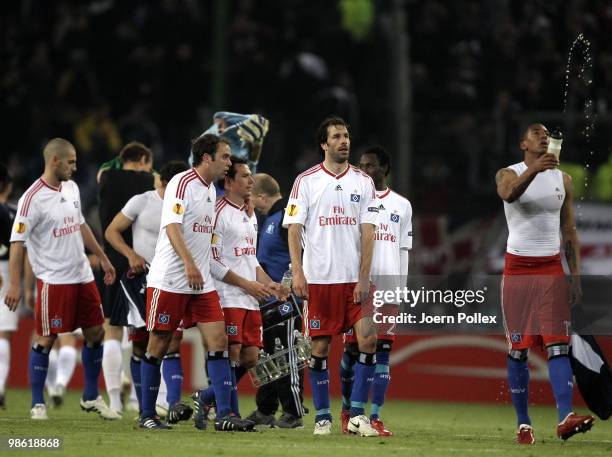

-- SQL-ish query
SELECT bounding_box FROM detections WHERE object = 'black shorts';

[109,270,147,327]
[102,253,128,318]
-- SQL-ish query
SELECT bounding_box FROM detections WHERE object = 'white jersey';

[147,168,227,294]
[10,178,93,284]
[121,190,163,263]
[371,188,413,277]
[283,163,378,284]
[503,161,565,257]
[212,197,260,310]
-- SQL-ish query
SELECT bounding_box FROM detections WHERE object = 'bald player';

[496,124,594,444]
[4,138,119,421]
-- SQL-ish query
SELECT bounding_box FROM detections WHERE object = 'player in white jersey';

[105,160,192,422]
[283,117,379,436]
[341,146,412,436]
[496,124,593,444]
[194,156,285,424]
[139,134,274,431]
[4,138,119,421]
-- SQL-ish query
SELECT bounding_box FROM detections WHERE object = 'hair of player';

[362,146,391,176]
[253,173,280,197]
[191,134,229,166]
[226,155,248,180]
[160,160,189,183]
[0,163,11,193]
[316,115,349,157]
[43,138,75,161]
[118,141,153,164]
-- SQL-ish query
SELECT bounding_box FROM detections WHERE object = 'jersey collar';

[39,177,61,192]
[377,188,391,199]
[192,168,210,187]
[320,162,349,179]
[223,196,246,211]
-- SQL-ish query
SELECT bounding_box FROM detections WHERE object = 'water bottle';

[547,128,563,160]
[261,349,281,380]
[274,337,289,376]
[281,264,293,289]
[294,330,311,362]
[254,349,272,383]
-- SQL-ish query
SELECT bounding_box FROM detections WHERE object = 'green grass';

[0,389,610,457]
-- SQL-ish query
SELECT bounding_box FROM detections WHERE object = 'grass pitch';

[0,389,610,457]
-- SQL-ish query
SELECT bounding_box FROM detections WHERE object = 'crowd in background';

[2,0,612,229]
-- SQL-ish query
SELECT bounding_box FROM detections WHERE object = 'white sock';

[46,348,58,391]
[158,368,169,409]
[102,339,123,412]
[56,346,77,388]
[0,339,9,393]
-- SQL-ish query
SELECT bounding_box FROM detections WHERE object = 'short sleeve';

[10,196,39,243]
[73,182,86,225]
[211,209,226,262]
[400,200,413,250]
[121,194,146,222]
[359,176,379,227]
[160,175,187,229]
[282,176,309,228]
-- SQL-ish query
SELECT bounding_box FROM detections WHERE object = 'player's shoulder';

[171,168,201,197]
[294,164,324,182]
[388,189,412,208]
[350,165,375,185]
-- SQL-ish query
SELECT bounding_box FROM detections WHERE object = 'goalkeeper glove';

[237,115,270,145]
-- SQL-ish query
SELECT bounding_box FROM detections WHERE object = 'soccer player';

[0,164,16,409]
[99,142,154,414]
[4,138,119,420]
[340,146,412,436]
[193,158,286,428]
[496,124,594,443]
[104,160,192,422]
[283,116,380,436]
[140,134,274,430]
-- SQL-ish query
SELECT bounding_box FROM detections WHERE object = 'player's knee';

[240,351,258,369]
[344,342,359,359]
[311,336,330,357]
[168,336,181,353]
[508,348,528,362]
[376,339,393,353]
[358,333,377,353]
[32,335,56,352]
[207,332,228,352]
[83,325,105,344]
[546,343,569,360]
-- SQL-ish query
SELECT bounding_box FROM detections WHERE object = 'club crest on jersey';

[15,222,26,234]
[350,194,360,203]
[346,328,354,336]
[510,332,522,343]
[227,325,238,335]
[51,318,62,328]
[390,213,400,223]
[266,222,275,234]
[310,319,321,329]
[158,314,171,325]
[279,302,293,316]
[286,204,299,216]
[173,203,184,215]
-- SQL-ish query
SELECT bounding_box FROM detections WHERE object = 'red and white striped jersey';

[212,197,260,310]
[147,168,227,294]
[11,178,92,284]
[282,163,379,284]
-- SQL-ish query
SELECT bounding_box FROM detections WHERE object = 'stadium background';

[3,0,612,407]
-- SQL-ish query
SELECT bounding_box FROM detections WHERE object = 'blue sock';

[507,356,530,426]
[29,345,50,407]
[207,351,232,418]
[198,386,215,405]
[230,362,240,416]
[81,342,103,401]
[130,355,142,413]
[340,350,356,411]
[548,355,573,422]
[350,352,376,417]
[162,352,183,407]
[371,349,390,420]
[309,356,331,421]
[140,354,161,418]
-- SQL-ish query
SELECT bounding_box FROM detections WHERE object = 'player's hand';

[353,278,371,304]
[292,270,309,299]
[569,276,583,307]
[532,153,559,172]
[100,256,116,286]
[128,252,147,275]
[237,115,269,145]
[267,282,290,301]
[243,280,275,301]
[4,283,22,311]
[185,262,204,291]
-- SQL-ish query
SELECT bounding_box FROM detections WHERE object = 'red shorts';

[146,288,223,332]
[36,280,104,336]
[502,253,570,350]
[344,303,399,343]
[305,283,375,337]
[224,307,263,347]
